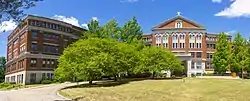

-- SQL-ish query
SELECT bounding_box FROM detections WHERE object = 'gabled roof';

[152,15,205,30]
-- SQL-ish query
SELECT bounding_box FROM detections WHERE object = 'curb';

[56,90,73,101]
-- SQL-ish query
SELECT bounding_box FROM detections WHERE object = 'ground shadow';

[65,77,183,90]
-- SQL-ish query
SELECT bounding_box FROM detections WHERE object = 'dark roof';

[152,15,205,30]
[25,15,87,31]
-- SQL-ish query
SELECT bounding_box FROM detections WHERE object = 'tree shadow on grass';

[65,77,183,89]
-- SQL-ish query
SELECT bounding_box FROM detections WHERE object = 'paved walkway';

[196,76,240,79]
[0,82,88,101]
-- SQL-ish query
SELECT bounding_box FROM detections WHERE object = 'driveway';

[0,82,88,101]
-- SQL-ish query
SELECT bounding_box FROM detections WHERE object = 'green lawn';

[60,78,250,101]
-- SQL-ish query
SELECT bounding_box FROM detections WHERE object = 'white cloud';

[215,0,250,18]
[212,0,222,3]
[91,17,98,21]
[81,23,89,30]
[0,20,17,32]
[53,15,81,27]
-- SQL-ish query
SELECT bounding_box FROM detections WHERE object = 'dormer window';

[175,21,182,28]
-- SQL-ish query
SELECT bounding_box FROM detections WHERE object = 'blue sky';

[0,0,249,57]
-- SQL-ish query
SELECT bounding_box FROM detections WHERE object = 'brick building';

[5,15,86,84]
[142,13,232,76]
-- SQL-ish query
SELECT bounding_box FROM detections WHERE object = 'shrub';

[41,79,52,84]
[0,83,22,90]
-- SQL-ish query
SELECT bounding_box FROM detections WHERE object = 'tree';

[212,33,231,74]
[140,47,183,78]
[245,39,250,73]
[230,33,247,74]
[0,0,42,23]
[0,57,6,83]
[120,17,143,43]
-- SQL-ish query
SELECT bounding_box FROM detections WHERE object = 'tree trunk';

[89,80,93,85]
[152,72,155,79]
[114,75,117,81]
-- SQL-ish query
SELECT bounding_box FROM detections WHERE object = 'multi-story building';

[5,15,86,84]
[142,13,231,76]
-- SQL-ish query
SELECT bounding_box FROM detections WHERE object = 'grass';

[60,78,250,101]
[0,83,47,91]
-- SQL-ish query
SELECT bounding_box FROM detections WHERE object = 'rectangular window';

[191,61,195,69]
[20,33,25,40]
[199,43,202,48]
[42,73,46,80]
[196,62,202,69]
[30,59,37,67]
[13,39,18,46]
[31,31,38,38]
[31,43,38,51]
[180,43,182,48]
[43,60,46,67]
[196,52,202,58]
[191,52,195,58]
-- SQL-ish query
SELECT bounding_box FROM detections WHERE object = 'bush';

[41,79,52,84]
[0,83,22,90]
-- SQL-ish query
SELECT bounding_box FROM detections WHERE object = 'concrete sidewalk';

[0,82,89,101]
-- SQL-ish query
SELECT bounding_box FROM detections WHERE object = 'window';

[189,34,195,40]
[47,73,51,79]
[13,39,18,46]
[180,43,185,48]
[19,44,25,53]
[30,73,36,83]
[18,60,24,69]
[191,52,195,58]
[172,43,178,48]
[176,21,182,28]
[43,60,46,67]
[191,61,195,69]
[20,33,25,40]
[156,36,161,43]
[31,31,38,38]
[31,43,38,51]
[207,53,213,59]
[163,43,168,48]
[190,43,195,48]
[196,62,202,69]
[180,34,185,39]
[206,62,213,69]
[30,59,37,67]
[162,35,168,42]
[197,35,202,40]
[156,43,161,47]
[196,52,202,58]
[172,35,178,40]
[196,43,202,48]
[13,50,18,58]
[207,44,216,49]
[42,73,46,80]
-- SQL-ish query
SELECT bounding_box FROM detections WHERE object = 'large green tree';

[120,17,143,43]
[230,33,247,74]
[139,47,183,78]
[0,0,42,23]
[0,57,6,83]
[212,33,231,74]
